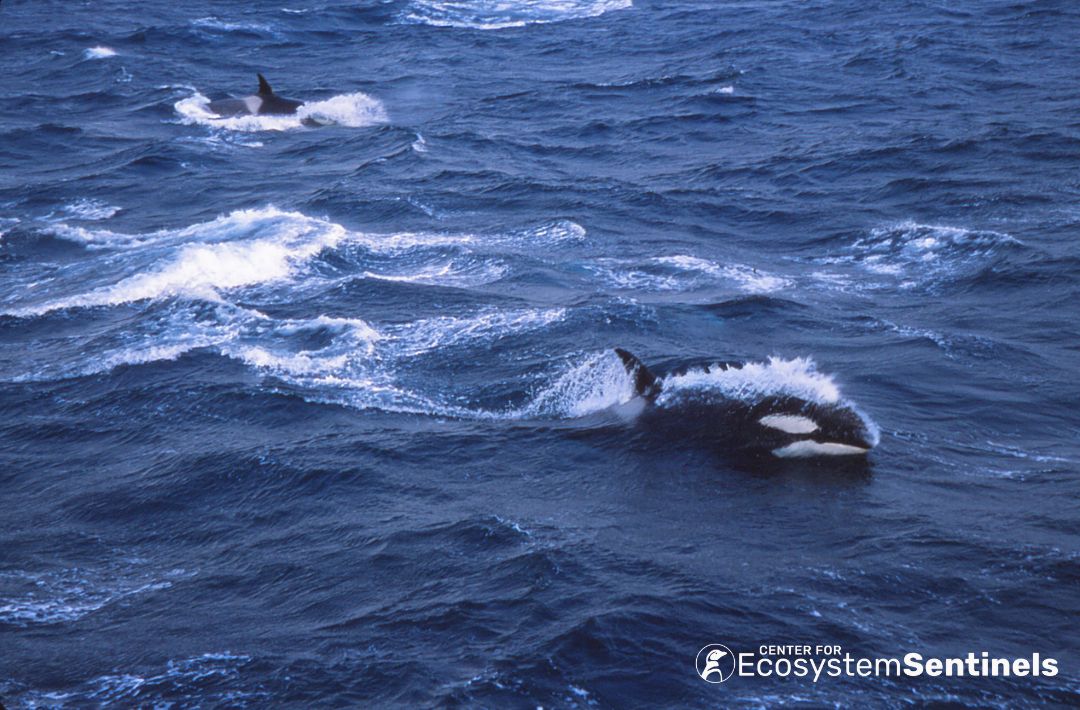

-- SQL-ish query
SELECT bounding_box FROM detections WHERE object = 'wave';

[0,217,20,239]
[44,206,344,251]
[2,206,579,414]
[361,258,511,288]
[0,566,186,627]
[386,308,567,358]
[14,227,341,316]
[40,199,121,223]
[174,91,388,132]
[219,307,570,416]
[585,254,790,294]
[189,16,276,36]
[811,221,1022,291]
[1,205,872,432]
[14,652,261,708]
[402,0,632,29]
[13,207,572,316]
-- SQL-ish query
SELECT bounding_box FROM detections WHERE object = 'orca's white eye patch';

[759,414,819,434]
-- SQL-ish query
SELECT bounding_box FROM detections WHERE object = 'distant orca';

[207,74,304,117]
[614,348,877,459]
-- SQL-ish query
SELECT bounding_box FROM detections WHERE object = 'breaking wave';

[6,207,582,317]
[0,208,586,418]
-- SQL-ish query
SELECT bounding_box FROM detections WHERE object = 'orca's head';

[754,400,879,458]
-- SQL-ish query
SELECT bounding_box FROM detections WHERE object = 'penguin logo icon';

[696,644,736,683]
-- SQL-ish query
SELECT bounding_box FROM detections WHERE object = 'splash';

[174,91,388,132]
[521,350,637,417]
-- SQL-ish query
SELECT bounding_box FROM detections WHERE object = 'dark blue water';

[2,0,1079,706]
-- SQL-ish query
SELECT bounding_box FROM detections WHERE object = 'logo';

[696,644,736,683]
[694,643,1060,685]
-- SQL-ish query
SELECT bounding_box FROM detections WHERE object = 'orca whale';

[207,74,304,117]
[613,348,877,459]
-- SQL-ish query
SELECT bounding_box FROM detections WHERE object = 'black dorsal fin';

[614,348,660,398]
[257,73,274,95]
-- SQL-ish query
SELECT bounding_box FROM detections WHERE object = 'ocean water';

[2,0,1079,706]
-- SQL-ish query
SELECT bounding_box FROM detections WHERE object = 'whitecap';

[83,46,117,60]
[361,259,511,288]
[9,209,350,317]
[586,254,790,294]
[216,307,569,417]
[45,205,334,251]
[519,219,587,244]
[22,237,326,315]
[190,17,274,34]
[812,221,1021,290]
[2,206,623,423]
[386,308,567,357]
[403,0,632,29]
[50,199,120,222]
[412,132,429,153]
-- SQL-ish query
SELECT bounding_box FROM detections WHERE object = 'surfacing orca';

[613,348,878,460]
[207,74,304,117]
